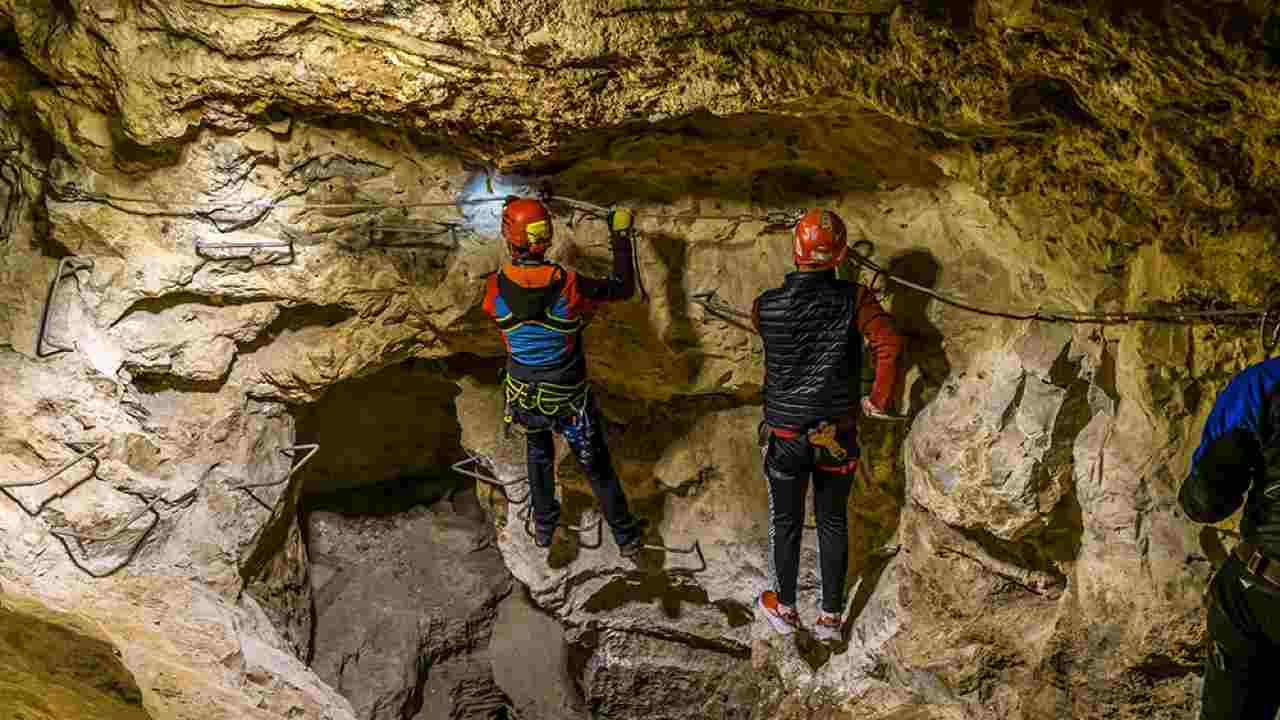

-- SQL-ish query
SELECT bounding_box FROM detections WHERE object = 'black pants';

[764,425,855,614]
[1200,551,1280,718]
[513,394,641,547]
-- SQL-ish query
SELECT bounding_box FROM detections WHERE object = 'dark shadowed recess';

[295,354,504,515]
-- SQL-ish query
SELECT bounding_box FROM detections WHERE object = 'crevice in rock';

[109,291,280,328]
[234,302,359,356]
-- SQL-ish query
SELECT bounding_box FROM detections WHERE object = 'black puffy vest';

[756,270,861,430]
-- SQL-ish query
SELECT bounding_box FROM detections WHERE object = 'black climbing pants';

[1200,550,1280,719]
[764,425,856,614]
[513,393,642,547]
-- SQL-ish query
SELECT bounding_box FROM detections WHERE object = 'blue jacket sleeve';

[1179,363,1278,523]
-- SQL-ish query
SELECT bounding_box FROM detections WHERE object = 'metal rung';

[230,444,319,490]
[640,539,707,572]
[195,237,294,261]
[519,503,602,549]
[451,452,530,504]
[36,256,94,358]
[691,289,751,320]
[0,441,105,489]
[50,494,168,542]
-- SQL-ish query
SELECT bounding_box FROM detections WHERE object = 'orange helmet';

[793,209,848,269]
[502,197,552,256]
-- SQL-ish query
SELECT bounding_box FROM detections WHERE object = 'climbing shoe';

[618,536,644,558]
[814,611,841,643]
[617,518,650,558]
[758,591,801,636]
[534,525,556,549]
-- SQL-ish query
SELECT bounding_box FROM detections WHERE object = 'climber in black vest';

[752,208,904,643]
[1179,357,1280,718]
[481,197,644,557]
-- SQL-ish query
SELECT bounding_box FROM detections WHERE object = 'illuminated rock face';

[4,1,1280,718]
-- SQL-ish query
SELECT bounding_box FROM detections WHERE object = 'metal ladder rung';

[36,257,94,358]
[50,494,166,542]
[640,539,707,572]
[0,441,105,489]
[230,444,320,490]
[451,453,530,505]
[195,237,294,261]
[518,503,602,549]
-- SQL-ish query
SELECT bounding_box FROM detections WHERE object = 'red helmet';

[793,209,847,269]
[502,198,552,255]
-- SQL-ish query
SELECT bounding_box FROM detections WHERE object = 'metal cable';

[5,144,1273,331]
[844,246,1274,326]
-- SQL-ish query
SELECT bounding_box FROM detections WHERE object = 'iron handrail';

[35,257,94,358]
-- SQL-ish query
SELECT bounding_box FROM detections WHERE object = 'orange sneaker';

[815,611,841,642]
[758,591,801,636]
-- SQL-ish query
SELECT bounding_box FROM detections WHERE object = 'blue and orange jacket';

[482,234,635,385]
[1181,358,1280,552]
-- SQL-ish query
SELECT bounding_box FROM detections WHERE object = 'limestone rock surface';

[5,1,1280,718]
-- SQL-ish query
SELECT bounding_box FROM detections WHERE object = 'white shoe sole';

[814,625,840,643]
[758,595,797,636]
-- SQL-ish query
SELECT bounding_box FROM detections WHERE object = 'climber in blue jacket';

[1179,357,1280,718]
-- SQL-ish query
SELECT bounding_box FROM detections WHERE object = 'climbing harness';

[502,374,589,427]
[35,256,94,358]
[450,451,531,505]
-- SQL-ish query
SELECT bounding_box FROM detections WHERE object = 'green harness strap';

[503,374,589,430]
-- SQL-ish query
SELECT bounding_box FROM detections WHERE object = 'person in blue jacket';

[1179,357,1280,718]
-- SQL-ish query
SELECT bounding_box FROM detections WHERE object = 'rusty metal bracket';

[36,256,94,358]
[195,237,294,263]
[451,452,530,505]
[519,503,603,549]
[230,444,320,490]
[0,441,105,489]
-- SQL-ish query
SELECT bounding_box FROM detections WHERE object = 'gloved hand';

[607,207,633,234]
[861,396,893,420]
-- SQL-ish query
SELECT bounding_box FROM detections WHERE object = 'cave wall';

[3,1,1280,719]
